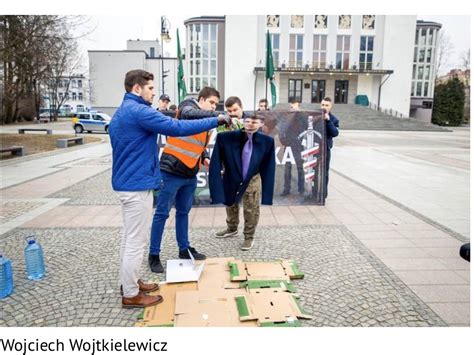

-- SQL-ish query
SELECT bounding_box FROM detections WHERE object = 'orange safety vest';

[162,132,209,168]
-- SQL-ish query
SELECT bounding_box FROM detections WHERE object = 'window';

[314,15,327,29]
[77,80,82,88]
[416,82,422,96]
[288,79,302,102]
[271,34,280,66]
[313,35,327,68]
[58,93,63,100]
[311,80,326,103]
[188,23,218,93]
[78,93,83,101]
[72,92,77,100]
[336,35,351,69]
[71,80,77,88]
[289,34,304,67]
[150,47,155,58]
[359,36,374,69]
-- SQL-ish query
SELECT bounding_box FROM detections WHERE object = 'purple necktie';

[241,133,253,180]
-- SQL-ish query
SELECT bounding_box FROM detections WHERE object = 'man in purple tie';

[209,114,276,250]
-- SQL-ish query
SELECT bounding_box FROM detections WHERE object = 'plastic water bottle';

[0,254,14,298]
[24,237,45,280]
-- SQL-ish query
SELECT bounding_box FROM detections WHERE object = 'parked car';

[72,112,111,133]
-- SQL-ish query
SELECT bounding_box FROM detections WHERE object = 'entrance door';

[334,80,349,103]
[311,80,326,103]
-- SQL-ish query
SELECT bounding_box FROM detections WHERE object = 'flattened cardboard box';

[199,257,239,291]
[174,289,258,327]
[142,282,198,326]
[229,260,304,282]
[236,289,312,326]
[139,258,236,327]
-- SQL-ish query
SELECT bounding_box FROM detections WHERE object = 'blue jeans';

[149,170,197,255]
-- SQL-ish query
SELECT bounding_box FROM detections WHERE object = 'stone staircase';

[274,103,449,131]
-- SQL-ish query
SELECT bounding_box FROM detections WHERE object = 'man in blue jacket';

[209,113,276,251]
[109,70,230,308]
[320,97,339,199]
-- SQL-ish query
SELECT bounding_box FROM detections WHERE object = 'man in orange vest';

[148,87,223,273]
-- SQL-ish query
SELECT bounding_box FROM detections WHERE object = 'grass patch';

[0,133,103,160]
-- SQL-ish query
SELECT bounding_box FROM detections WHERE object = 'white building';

[183,15,444,120]
[409,20,442,122]
[56,74,88,113]
[88,16,440,121]
[88,39,177,115]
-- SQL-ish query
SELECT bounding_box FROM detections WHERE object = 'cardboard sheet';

[174,289,257,327]
[142,282,198,326]
[236,289,312,326]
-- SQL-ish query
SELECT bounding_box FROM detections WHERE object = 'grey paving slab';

[409,285,470,303]
[331,129,469,239]
[0,225,447,327]
[393,270,468,285]
[426,303,470,326]
[380,258,449,271]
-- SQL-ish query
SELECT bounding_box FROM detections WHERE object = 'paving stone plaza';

[0,121,470,327]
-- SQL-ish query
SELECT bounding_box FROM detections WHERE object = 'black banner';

[157,110,327,206]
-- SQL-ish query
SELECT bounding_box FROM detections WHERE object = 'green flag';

[177,29,187,103]
[266,30,277,108]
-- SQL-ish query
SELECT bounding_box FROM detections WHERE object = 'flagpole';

[265,75,268,102]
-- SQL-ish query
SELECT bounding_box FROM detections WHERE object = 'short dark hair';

[322,97,332,102]
[245,113,264,121]
[124,69,154,93]
[225,96,242,108]
[169,104,177,111]
[198,87,220,101]
[289,98,300,104]
[258,98,268,105]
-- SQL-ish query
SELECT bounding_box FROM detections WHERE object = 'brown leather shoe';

[120,279,160,296]
[122,293,164,309]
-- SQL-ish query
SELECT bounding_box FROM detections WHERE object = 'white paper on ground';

[166,259,204,283]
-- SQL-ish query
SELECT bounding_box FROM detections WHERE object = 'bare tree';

[435,29,454,79]
[0,15,92,124]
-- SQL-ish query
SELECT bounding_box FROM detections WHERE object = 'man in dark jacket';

[148,87,223,273]
[109,71,230,308]
[209,114,276,251]
[320,97,339,198]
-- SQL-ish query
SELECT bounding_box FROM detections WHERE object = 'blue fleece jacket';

[109,93,218,191]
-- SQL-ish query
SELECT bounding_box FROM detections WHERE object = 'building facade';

[184,17,226,98]
[55,74,88,113]
[409,20,442,122]
[88,39,177,115]
[184,15,445,120]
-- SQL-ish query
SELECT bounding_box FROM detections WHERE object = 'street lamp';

[160,16,172,96]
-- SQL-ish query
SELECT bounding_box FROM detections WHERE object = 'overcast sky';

[77,15,470,76]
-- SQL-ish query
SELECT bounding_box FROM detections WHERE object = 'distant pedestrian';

[257,98,270,111]
[320,97,339,198]
[157,94,170,111]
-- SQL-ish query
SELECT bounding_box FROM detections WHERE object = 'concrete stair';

[273,103,449,132]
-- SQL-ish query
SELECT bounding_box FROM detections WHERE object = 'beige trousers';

[117,190,153,298]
